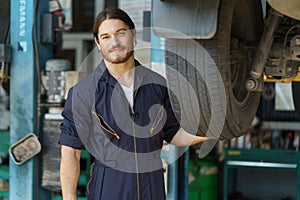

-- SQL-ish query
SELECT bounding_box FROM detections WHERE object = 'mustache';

[108,44,125,52]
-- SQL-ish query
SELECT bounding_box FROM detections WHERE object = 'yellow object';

[264,66,300,82]
[227,150,241,156]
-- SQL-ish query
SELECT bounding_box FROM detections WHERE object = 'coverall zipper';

[108,78,144,200]
[132,78,143,200]
[131,107,140,200]
[92,111,120,140]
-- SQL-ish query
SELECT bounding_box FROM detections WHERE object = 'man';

[59,7,208,200]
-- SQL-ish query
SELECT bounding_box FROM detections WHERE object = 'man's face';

[96,19,136,64]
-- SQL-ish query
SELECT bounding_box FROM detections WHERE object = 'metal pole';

[10,0,52,199]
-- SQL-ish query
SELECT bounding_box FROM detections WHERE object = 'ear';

[94,37,101,50]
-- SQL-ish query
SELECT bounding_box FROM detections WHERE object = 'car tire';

[165,0,264,139]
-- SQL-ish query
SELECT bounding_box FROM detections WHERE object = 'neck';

[104,55,135,87]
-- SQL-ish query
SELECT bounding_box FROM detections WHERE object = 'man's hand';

[170,128,209,146]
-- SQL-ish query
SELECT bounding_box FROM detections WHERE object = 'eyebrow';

[99,28,128,38]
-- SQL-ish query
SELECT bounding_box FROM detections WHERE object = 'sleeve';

[59,87,85,149]
[162,88,181,143]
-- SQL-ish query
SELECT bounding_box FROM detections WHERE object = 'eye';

[100,35,110,40]
[117,31,126,37]
[101,36,109,40]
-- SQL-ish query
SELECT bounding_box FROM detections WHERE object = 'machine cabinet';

[223,148,300,199]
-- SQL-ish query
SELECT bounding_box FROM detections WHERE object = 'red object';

[52,10,65,25]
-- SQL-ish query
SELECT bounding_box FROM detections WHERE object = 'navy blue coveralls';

[59,60,180,200]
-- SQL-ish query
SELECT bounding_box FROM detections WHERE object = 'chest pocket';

[150,105,165,135]
[92,111,120,140]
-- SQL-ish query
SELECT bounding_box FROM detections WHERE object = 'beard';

[102,45,134,64]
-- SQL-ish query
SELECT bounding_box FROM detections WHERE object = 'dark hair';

[93,7,135,39]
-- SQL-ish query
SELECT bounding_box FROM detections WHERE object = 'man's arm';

[170,127,209,146]
[60,145,82,200]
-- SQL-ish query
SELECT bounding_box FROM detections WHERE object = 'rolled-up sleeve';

[59,88,85,149]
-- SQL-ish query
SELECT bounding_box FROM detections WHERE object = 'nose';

[111,35,120,46]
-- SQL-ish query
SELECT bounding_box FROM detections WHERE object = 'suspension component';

[247,9,283,91]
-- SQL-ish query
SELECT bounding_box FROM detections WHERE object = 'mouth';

[109,46,125,53]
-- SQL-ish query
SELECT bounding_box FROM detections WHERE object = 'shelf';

[226,160,297,169]
[225,148,299,170]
